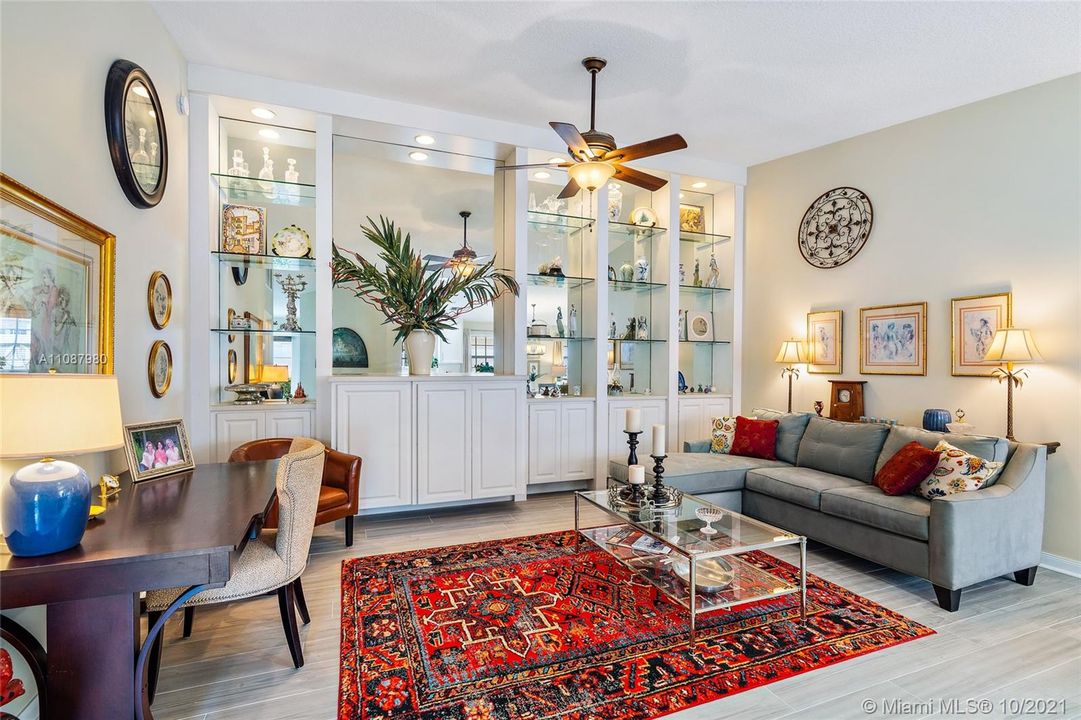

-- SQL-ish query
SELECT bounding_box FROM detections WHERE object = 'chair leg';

[345,514,355,548]
[1014,566,1038,586]
[182,607,195,638]
[933,584,961,612]
[293,578,311,625]
[147,611,164,704]
[277,584,304,668]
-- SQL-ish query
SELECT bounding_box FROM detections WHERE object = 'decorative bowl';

[669,557,734,592]
[696,506,724,535]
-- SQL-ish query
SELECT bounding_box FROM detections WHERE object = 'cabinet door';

[472,382,523,498]
[677,399,704,449]
[334,383,413,508]
[214,411,266,463]
[266,410,313,439]
[560,403,594,482]
[528,404,561,485]
[416,383,472,504]
[608,401,666,460]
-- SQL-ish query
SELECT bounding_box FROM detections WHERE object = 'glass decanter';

[284,158,300,205]
[258,146,275,198]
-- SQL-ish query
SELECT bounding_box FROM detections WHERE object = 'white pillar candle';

[625,407,642,433]
[652,424,666,456]
[628,465,645,484]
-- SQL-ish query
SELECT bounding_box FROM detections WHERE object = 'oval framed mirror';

[105,59,168,208]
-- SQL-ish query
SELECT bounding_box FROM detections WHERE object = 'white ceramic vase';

[404,329,436,376]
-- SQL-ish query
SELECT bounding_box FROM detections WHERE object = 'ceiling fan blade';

[496,162,573,171]
[422,254,453,264]
[550,122,594,160]
[556,177,582,199]
[603,134,687,163]
[612,164,668,192]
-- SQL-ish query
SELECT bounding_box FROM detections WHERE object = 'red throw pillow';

[730,416,779,460]
[874,441,941,496]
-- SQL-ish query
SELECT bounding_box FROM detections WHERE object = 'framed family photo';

[122,418,194,482]
[951,292,1011,376]
[860,302,927,375]
[807,309,842,374]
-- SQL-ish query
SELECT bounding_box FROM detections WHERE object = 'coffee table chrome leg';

[689,559,697,643]
[799,536,807,622]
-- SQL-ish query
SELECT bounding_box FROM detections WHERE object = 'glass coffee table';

[574,489,807,641]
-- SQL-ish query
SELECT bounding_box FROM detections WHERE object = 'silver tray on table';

[669,557,734,592]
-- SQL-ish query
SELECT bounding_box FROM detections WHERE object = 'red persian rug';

[338,531,932,720]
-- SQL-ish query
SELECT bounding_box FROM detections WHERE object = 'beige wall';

[744,75,1081,562]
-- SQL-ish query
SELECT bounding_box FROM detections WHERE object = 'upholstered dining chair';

[229,438,362,547]
[145,438,325,699]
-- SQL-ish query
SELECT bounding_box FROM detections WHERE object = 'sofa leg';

[1014,566,1038,586]
[345,515,355,548]
[933,584,961,612]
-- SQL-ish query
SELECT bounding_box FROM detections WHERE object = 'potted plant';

[332,217,519,375]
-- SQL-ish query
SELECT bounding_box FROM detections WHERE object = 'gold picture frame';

[147,270,172,330]
[679,203,706,233]
[860,302,927,375]
[148,339,172,398]
[122,418,194,482]
[807,309,843,374]
[0,173,115,373]
[951,292,1012,377]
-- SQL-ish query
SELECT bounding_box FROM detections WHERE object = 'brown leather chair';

[229,438,362,547]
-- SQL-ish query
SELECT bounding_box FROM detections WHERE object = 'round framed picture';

[1,615,47,719]
[105,59,168,208]
[227,348,238,384]
[148,340,172,398]
[147,271,172,329]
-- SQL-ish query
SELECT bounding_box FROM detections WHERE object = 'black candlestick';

[624,430,642,466]
[649,453,680,507]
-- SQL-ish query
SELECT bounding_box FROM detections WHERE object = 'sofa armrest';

[683,440,711,453]
[928,443,1046,589]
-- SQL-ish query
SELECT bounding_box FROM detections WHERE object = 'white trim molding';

[1039,551,1081,579]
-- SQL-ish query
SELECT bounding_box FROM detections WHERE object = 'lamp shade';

[567,161,616,192]
[982,328,1043,364]
[0,374,123,458]
[259,365,290,383]
[775,340,807,365]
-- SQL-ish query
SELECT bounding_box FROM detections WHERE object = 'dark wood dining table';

[0,461,279,720]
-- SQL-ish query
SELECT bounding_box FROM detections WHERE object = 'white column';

[314,114,334,441]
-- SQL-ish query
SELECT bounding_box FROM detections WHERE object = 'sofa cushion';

[745,466,865,510]
[821,486,931,541]
[609,453,786,494]
[874,425,1008,479]
[917,440,1005,499]
[709,416,738,454]
[731,416,779,460]
[874,441,941,496]
[751,408,813,464]
[796,417,890,483]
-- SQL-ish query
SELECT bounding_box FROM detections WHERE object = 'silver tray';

[668,557,734,593]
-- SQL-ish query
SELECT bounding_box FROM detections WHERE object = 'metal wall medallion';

[797,187,873,269]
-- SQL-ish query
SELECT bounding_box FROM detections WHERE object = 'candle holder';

[648,454,682,508]
[623,430,642,466]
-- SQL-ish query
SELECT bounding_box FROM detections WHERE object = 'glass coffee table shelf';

[574,489,807,641]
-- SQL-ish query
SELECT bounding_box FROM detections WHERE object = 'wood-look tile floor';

[150,493,1081,720]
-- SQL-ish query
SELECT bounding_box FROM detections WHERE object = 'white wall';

[1,1,189,481]
[744,75,1081,562]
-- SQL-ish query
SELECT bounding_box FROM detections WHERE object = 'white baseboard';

[1040,551,1081,578]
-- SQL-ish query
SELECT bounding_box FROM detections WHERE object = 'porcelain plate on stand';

[271,224,312,258]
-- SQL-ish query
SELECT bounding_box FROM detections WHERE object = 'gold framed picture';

[147,270,172,329]
[807,309,843,374]
[221,203,265,254]
[679,203,706,233]
[122,418,194,482]
[148,339,172,397]
[860,302,927,375]
[951,292,1011,376]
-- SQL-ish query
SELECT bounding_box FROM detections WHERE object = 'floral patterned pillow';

[710,416,738,454]
[917,440,1004,499]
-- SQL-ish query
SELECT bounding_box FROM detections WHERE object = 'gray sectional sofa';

[609,409,1048,610]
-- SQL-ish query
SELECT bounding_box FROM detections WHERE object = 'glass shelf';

[214,251,316,269]
[680,339,731,344]
[527,334,595,341]
[212,328,315,337]
[679,230,732,248]
[609,222,666,242]
[526,273,594,288]
[610,338,666,344]
[527,210,594,235]
[212,173,317,208]
[609,279,665,293]
[679,284,731,294]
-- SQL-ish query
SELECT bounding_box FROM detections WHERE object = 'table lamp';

[0,374,123,556]
[775,339,807,413]
[982,327,1042,441]
[260,364,290,400]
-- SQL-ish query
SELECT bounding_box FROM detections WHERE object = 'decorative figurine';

[292,382,308,403]
[693,258,702,287]
[697,384,704,393]
[679,263,686,284]
[556,306,565,337]
[706,253,720,288]
[678,309,687,341]
[547,256,565,277]
[619,262,634,282]
[636,315,649,340]
[624,317,637,340]
[568,305,578,338]
[274,272,308,332]
[607,265,616,281]
[610,314,618,339]
[634,256,650,282]
[608,183,623,221]
[814,400,824,416]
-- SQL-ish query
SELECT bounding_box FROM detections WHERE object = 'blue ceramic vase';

[922,409,953,433]
[1,459,91,557]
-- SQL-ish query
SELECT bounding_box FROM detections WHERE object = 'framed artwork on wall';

[951,292,1011,376]
[122,418,194,482]
[679,203,706,233]
[859,302,927,375]
[147,271,172,329]
[148,339,172,397]
[807,309,843,374]
[686,311,714,341]
[221,204,266,254]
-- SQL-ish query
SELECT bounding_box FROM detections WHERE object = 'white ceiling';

[154,1,1080,167]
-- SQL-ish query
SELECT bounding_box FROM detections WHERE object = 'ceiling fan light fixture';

[567,161,616,193]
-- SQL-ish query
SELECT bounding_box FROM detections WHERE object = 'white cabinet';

[472,382,524,498]
[211,405,316,463]
[333,383,413,508]
[417,383,472,504]
[213,411,264,463]
[268,410,314,438]
[677,396,732,448]
[607,399,667,460]
[528,401,595,485]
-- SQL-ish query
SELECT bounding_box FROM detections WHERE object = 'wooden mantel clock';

[828,380,866,422]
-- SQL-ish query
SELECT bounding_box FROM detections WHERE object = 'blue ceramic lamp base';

[2,458,91,557]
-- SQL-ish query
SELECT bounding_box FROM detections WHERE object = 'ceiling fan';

[423,210,490,274]
[500,57,688,199]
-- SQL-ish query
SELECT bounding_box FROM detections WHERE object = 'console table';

[0,461,278,720]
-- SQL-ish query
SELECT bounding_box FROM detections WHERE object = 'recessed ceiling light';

[415,134,435,145]
[258,128,280,140]
[679,193,685,199]
[251,107,276,120]
[533,171,551,180]
[131,85,149,98]
[547,157,564,165]
[691,181,708,189]
[409,151,429,161]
